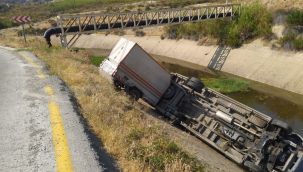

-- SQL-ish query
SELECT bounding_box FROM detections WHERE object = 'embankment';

[59,34,303,95]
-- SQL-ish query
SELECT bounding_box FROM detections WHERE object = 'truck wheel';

[186,77,204,93]
[129,88,142,101]
[113,79,123,90]
[244,160,263,172]
[271,119,292,135]
[287,134,303,146]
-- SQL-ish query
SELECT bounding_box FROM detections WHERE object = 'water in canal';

[159,61,303,135]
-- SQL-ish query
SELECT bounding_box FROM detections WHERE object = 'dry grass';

[239,0,303,10]
[0,34,204,172]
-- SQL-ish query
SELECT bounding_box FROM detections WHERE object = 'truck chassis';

[115,73,303,172]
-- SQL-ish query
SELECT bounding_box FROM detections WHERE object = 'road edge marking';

[44,85,54,96]
[48,100,74,172]
[18,51,74,172]
[18,52,46,79]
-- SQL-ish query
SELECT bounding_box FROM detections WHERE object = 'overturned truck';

[100,38,303,172]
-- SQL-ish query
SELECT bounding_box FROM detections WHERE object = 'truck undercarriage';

[156,73,303,172]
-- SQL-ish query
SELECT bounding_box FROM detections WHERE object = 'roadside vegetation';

[0,18,18,30]
[89,55,106,66]
[0,35,204,172]
[279,10,303,50]
[164,3,273,47]
[203,77,249,93]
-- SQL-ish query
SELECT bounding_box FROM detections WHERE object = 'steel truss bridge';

[51,3,241,47]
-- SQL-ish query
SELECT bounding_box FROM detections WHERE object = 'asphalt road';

[0,47,117,172]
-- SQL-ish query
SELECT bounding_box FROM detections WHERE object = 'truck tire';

[287,134,303,146]
[129,88,142,101]
[186,77,204,93]
[271,119,292,135]
[113,79,123,90]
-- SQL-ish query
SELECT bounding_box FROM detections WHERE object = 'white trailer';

[100,38,171,106]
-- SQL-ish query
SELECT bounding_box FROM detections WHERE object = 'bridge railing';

[57,3,241,47]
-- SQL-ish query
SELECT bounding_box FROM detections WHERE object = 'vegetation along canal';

[160,61,303,136]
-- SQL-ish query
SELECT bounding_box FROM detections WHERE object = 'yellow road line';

[20,51,73,171]
[22,54,39,67]
[44,85,54,96]
[37,70,46,79]
[45,86,74,172]
[19,53,46,79]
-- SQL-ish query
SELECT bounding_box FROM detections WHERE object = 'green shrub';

[280,32,297,43]
[226,3,272,47]
[126,135,205,171]
[226,24,242,47]
[279,9,303,51]
[90,55,106,66]
[164,3,273,47]
[279,33,303,51]
[126,128,144,142]
[293,37,303,50]
[286,10,303,26]
[165,19,231,41]
[0,18,17,30]
[204,77,249,93]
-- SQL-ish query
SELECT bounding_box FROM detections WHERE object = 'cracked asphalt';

[0,47,117,172]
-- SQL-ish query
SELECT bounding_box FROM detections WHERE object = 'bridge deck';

[57,3,241,47]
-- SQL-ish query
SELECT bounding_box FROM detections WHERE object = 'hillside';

[0,0,51,4]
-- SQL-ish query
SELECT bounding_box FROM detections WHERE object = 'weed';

[279,32,303,50]
[148,154,166,170]
[166,142,180,154]
[90,55,106,66]
[293,37,303,50]
[280,32,297,44]
[126,128,144,142]
[280,9,303,51]
[204,77,249,93]
[164,3,273,47]
[0,18,17,30]
[286,10,303,26]
[134,30,146,37]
